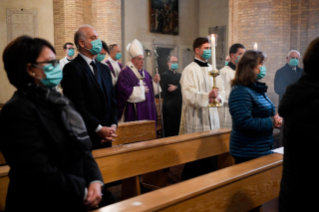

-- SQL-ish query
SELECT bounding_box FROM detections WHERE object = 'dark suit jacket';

[62,54,118,149]
[274,63,303,103]
[0,91,103,212]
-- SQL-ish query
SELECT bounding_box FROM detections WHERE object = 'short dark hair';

[108,44,118,52]
[193,37,209,52]
[2,35,56,88]
[63,42,74,49]
[303,37,319,76]
[231,50,266,87]
[101,40,109,54]
[229,43,245,56]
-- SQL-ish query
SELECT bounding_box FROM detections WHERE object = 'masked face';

[67,48,75,57]
[33,60,63,88]
[84,39,102,55]
[95,53,106,62]
[256,65,267,80]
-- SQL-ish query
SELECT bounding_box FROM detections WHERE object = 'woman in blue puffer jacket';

[229,50,282,164]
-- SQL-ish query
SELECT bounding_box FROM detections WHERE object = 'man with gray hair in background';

[105,44,123,86]
[275,50,303,104]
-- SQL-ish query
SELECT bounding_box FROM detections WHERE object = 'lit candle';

[254,42,258,50]
[211,34,216,70]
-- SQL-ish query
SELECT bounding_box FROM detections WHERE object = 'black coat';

[274,63,303,103]
[278,73,319,212]
[160,70,182,137]
[61,55,118,149]
[0,90,103,212]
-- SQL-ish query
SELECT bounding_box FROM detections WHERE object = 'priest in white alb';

[179,37,225,181]
[117,39,161,123]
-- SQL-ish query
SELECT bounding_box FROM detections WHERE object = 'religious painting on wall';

[149,0,179,35]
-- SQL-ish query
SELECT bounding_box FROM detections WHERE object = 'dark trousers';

[233,156,262,212]
[181,156,218,181]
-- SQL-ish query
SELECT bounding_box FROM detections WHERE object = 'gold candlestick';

[208,69,221,108]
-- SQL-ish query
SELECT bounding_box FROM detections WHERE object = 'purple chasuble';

[117,66,157,123]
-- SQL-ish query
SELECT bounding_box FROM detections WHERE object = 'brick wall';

[53,0,121,59]
[229,0,319,107]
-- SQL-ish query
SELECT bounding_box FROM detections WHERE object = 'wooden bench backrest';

[92,128,231,184]
[93,153,283,212]
[113,120,156,146]
[0,129,231,210]
[0,120,156,166]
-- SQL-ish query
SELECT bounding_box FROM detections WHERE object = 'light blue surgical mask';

[115,53,122,60]
[95,53,106,62]
[235,55,240,64]
[171,63,178,70]
[257,65,267,80]
[225,61,229,66]
[84,39,102,55]
[34,63,63,88]
[67,49,75,57]
[289,58,299,67]
[202,49,211,60]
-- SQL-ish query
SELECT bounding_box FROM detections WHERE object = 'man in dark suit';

[62,25,118,150]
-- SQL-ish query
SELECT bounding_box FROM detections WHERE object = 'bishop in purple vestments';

[117,39,161,122]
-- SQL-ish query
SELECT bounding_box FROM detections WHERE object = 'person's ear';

[79,40,85,48]
[26,63,35,77]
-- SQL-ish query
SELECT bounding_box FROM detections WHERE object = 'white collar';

[128,62,145,80]
[195,57,207,63]
[109,57,117,63]
[79,52,95,65]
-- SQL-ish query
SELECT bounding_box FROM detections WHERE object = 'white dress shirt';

[108,56,121,77]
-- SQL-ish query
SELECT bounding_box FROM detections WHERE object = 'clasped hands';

[97,126,117,144]
[83,182,102,208]
[273,114,283,128]
[209,88,220,104]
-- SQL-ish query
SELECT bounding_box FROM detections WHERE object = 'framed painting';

[149,0,179,35]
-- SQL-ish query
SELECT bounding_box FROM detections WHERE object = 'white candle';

[211,35,216,70]
[254,42,258,50]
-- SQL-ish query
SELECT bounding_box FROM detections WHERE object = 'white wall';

[123,0,199,75]
[0,0,54,103]
[199,0,229,48]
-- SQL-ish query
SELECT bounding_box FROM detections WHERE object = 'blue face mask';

[85,39,102,55]
[171,63,178,70]
[235,55,240,64]
[115,53,122,60]
[35,63,63,88]
[67,49,75,57]
[225,61,229,66]
[289,58,299,67]
[202,49,211,60]
[257,65,267,80]
[95,53,106,62]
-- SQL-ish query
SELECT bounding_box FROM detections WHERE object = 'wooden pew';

[0,120,156,166]
[113,120,156,146]
[0,129,231,210]
[93,153,283,212]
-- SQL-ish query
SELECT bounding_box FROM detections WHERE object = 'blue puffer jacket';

[229,82,275,158]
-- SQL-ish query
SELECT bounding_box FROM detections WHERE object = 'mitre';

[127,39,144,58]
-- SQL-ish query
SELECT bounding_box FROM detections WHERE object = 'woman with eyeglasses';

[0,35,104,212]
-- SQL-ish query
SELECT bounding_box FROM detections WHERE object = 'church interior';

[0,0,318,211]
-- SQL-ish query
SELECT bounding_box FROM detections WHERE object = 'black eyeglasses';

[34,59,59,67]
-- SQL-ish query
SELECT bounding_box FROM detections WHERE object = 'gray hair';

[74,25,94,50]
[287,50,300,58]
[167,55,177,63]
[109,44,119,52]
